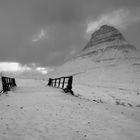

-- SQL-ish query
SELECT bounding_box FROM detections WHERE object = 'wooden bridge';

[0,76,17,93]
[48,76,73,94]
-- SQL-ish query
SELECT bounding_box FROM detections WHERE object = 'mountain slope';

[47,25,140,106]
[48,25,140,78]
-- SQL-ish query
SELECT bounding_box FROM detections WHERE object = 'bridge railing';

[0,76,17,93]
[48,76,73,94]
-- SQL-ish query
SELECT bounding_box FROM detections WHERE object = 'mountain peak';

[83,25,125,50]
[78,25,139,59]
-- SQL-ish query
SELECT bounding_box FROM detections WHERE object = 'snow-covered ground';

[72,62,140,107]
[0,78,140,140]
[47,57,140,107]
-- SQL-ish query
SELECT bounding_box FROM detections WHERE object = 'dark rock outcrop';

[84,25,125,50]
[80,25,138,59]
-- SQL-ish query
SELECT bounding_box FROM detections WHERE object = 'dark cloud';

[0,0,140,66]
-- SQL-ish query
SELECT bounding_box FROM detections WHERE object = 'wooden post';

[62,78,65,89]
[68,76,73,90]
[13,78,17,87]
[64,76,73,94]
[58,78,61,88]
[1,77,9,92]
[48,78,52,86]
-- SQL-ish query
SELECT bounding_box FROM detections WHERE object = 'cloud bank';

[36,67,48,74]
[0,62,31,72]
[86,8,140,34]
[0,62,49,75]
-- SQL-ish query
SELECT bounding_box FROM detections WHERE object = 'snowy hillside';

[47,25,140,106]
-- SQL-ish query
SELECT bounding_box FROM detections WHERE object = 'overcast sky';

[0,0,140,69]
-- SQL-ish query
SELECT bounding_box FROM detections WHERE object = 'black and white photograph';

[0,0,140,139]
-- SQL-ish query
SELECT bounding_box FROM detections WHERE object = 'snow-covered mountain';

[80,25,139,60]
[48,25,140,79]
[48,25,140,106]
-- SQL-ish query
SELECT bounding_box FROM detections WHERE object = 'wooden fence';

[0,76,17,93]
[48,76,73,94]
